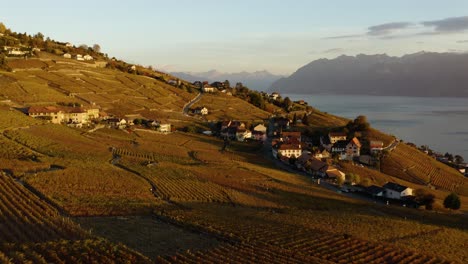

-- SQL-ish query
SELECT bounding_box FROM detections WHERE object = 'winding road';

[183,92,203,116]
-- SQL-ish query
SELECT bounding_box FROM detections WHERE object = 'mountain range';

[270,52,468,97]
[171,70,283,91]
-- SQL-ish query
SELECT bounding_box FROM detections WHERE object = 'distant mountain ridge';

[270,52,468,97]
[171,70,283,91]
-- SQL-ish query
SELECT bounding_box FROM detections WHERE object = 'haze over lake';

[286,94,468,160]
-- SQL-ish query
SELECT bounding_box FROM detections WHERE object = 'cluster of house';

[193,81,232,95]
[28,106,99,126]
[63,53,93,61]
[27,105,172,132]
[364,182,413,200]
[2,46,38,57]
[219,120,267,142]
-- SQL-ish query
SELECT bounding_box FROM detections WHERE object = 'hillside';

[382,143,468,196]
[271,52,468,97]
[1,26,467,263]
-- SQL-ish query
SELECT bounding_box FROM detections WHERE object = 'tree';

[249,92,265,109]
[444,193,461,210]
[223,80,231,89]
[34,32,44,40]
[454,155,464,165]
[0,22,6,34]
[79,44,88,50]
[353,115,370,131]
[292,113,297,125]
[302,113,309,126]
[414,189,435,210]
[92,44,101,53]
[283,97,292,112]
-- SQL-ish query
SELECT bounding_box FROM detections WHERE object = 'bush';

[443,192,461,210]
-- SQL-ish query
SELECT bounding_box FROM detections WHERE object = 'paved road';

[183,93,203,116]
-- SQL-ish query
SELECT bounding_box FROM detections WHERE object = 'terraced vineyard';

[383,143,468,195]
[0,173,150,263]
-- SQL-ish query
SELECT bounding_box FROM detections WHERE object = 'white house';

[63,53,72,59]
[158,123,171,133]
[383,182,413,200]
[236,128,252,142]
[65,42,73,47]
[345,137,362,160]
[269,92,280,100]
[202,86,215,93]
[83,55,93,61]
[76,54,84,61]
[273,143,301,159]
[370,140,384,153]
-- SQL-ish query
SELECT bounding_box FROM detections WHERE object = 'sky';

[2,0,468,74]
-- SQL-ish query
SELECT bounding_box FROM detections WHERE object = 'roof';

[366,185,385,195]
[383,182,409,192]
[282,131,301,139]
[348,137,362,148]
[277,143,301,150]
[329,132,347,138]
[307,158,328,171]
[370,141,384,148]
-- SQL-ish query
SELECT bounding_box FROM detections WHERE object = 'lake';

[285,94,468,160]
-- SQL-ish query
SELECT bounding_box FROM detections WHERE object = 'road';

[183,93,203,116]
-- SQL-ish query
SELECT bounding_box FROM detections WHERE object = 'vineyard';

[383,143,468,195]
[0,173,150,263]
[155,204,457,264]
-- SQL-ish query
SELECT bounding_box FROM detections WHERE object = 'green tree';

[249,92,265,109]
[444,193,461,210]
[414,189,435,210]
[223,80,231,89]
[454,155,464,164]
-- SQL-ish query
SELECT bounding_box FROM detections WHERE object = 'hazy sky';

[2,0,468,74]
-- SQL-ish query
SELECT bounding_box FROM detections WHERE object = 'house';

[130,65,137,71]
[326,168,346,181]
[345,137,362,160]
[273,143,301,159]
[65,42,73,47]
[365,185,385,197]
[210,82,225,89]
[83,55,93,61]
[236,128,252,142]
[202,85,215,93]
[252,130,266,141]
[269,92,280,100]
[193,106,208,115]
[382,182,413,200]
[329,132,347,144]
[296,152,329,177]
[28,106,99,125]
[193,81,203,89]
[107,118,127,129]
[370,141,384,152]
[63,53,72,59]
[167,79,180,86]
[76,54,84,61]
[158,123,171,133]
[281,131,302,143]
[313,148,330,159]
[331,140,348,154]
[253,124,267,133]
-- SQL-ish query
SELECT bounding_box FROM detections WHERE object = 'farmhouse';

[28,106,99,125]
[273,143,301,159]
[365,185,385,197]
[269,92,280,100]
[202,85,215,93]
[63,53,72,59]
[345,137,362,160]
[253,124,267,133]
[382,182,413,200]
[83,55,93,61]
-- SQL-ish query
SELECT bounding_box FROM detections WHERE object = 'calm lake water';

[285,94,468,160]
